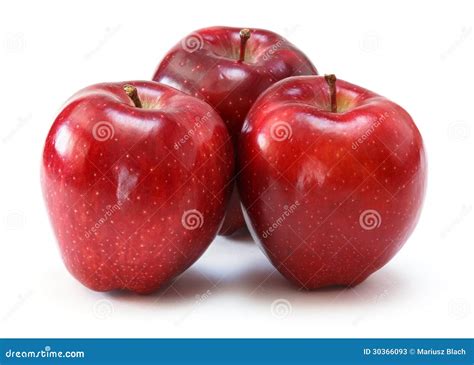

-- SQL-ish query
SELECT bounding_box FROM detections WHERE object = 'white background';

[0,0,473,338]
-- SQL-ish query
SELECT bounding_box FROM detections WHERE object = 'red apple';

[152,26,318,235]
[41,81,234,294]
[238,75,426,289]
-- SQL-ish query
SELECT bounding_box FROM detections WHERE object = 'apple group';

[42,26,426,293]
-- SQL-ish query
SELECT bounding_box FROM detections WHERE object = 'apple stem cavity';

[324,74,337,113]
[239,28,251,62]
[123,84,143,108]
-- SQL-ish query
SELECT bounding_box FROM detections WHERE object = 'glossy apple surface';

[153,26,318,235]
[238,75,426,289]
[41,81,233,293]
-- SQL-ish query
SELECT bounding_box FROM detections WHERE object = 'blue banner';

[1,339,473,364]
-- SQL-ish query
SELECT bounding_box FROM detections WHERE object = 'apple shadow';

[224,227,253,243]
[106,268,221,306]
[216,260,408,310]
[105,240,408,312]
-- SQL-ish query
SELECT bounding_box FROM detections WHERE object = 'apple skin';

[238,76,427,289]
[41,81,234,294]
[152,26,318,235]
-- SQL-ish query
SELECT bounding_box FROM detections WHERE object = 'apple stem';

[123,84,142,108]
[239,28,251,62]
[324,74,337,112]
